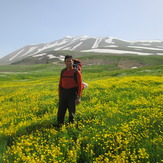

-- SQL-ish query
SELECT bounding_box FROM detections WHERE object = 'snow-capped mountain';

[0,36,163,65]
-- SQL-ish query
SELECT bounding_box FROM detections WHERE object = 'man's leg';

[68,91,77,123]
[57,93,67,125]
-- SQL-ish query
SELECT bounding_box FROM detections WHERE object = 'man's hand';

[75,95,81,105]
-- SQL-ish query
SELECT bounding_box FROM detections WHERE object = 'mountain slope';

[0,36,163,65]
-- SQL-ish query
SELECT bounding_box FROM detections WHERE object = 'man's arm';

[58,71,62,97]
[75,71,82,105]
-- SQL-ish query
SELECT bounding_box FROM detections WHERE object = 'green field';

[0,56,163,162]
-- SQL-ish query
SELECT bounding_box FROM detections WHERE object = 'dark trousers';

[57,87,77,125]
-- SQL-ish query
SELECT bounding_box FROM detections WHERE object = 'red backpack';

[73,59,82,72]
[73,59,88,90]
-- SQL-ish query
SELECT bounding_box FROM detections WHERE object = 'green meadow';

[0,55,163,163]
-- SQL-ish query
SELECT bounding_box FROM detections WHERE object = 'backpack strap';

[73,68,78,84]
[61,68,78,84]
[60,68,66,78]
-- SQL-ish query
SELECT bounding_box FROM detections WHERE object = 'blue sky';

[0,0,163,58]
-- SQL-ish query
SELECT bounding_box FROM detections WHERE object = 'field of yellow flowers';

[0,69,163,162]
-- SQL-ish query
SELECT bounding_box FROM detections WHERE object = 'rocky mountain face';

[0,36,163,65]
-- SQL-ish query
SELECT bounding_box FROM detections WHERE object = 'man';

[57,55,82,126]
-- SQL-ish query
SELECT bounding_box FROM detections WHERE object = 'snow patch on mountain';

[81,49,153,55]
[33,53,65,61]
[128,46,163,51]
[92,38,103,49]
[80,35,88,40]
[132,40,162,43]
[54,40,76,51]
[47,54,65,60]
[47,54,57,59]
[105,45,118,48]
[33,53,47,57]
[9,49,24,61]
[22,46,38,56]
[71,42,83,51]
[105,37,114,44]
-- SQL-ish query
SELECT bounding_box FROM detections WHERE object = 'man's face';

[65,58,73,68]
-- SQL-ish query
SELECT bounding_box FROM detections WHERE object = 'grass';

[0,57,163,162]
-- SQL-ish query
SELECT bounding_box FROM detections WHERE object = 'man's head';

[64,55,74,69]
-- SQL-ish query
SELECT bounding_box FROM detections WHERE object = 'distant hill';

[0,36,163,65]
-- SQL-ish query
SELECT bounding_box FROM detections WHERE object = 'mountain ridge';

[0,36,163,65]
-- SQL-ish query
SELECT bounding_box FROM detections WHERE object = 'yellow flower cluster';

[1,75,163,162]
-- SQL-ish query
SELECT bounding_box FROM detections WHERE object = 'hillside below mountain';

[0,36,163,65]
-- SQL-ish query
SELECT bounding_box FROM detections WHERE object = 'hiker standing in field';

[57,55,82,126]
